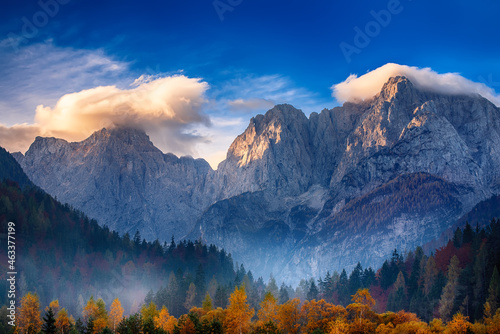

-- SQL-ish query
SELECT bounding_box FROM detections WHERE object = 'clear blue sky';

[1,0,499,166]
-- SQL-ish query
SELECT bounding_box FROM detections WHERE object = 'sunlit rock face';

[16,76,500,284]
[195,76,500,284]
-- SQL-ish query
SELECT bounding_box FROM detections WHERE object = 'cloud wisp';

[0,75,210,156]
[332,63,500,107]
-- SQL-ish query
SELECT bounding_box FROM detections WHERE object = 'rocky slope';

[194,76,500,283]
[15,128,214,240]
[14,76,500,283]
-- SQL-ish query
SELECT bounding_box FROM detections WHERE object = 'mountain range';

[12,76,500,283]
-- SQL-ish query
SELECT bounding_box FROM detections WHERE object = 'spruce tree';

[42,308,57,334]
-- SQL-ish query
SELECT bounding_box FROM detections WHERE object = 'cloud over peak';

[332,63,500,107]
[0,75,210,155]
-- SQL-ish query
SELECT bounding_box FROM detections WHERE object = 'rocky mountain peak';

[83,127,157,150]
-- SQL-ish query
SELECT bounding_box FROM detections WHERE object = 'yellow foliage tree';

[486,309,500,334]
[276,298,301,334]
[202,307,226,325]
[47,300,60,315]
[347,289,377,327]
[258,292,278,325]
[82,296,99,323]
[154,306,177,333]
[109,298,124,333]
[224,286,254,334]
[94,298,108,333]
[328,319,350,334]
[141,301,159,323]
[16,293,43,334]
[55,308,71,334]
[302,299,346,333]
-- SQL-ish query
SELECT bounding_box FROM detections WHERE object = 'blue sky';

[1,0,499,167]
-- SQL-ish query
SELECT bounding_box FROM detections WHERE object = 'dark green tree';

[42,308,57,334]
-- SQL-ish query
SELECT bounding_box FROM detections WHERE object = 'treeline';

[6,285,500,334]
[307,220,500,323]
[0,181,235,317]
[334,173,461,230]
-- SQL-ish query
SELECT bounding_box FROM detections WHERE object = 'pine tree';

[42,307,57,334]
[279,283,289,304]
[438,255,461,321]
[486,266,500,314]
[307,281,319,301]
[266,275,279,299]
[387,271,407,311]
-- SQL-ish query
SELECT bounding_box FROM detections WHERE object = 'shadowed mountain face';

[15,76,500,283]
[15,128,214,239]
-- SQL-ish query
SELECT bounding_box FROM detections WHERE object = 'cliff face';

[195,76,500,283]
[15,76,500,283]
[16,128,214,240]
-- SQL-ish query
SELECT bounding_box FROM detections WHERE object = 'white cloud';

[0,75,210,155]
[332,63,500,107]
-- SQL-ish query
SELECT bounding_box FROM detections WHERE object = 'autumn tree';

[82,296,99,323]
[258,292,278,325]
[347,289,376,327]
[154,306,177,333]
[202,293,213,312]
[224,286,254,334]
[276,299,301,334]
[16,293,43,334]
[94,298,109,334]
[141,301,159,334]
[444,313,471,334]
[327,319,349,334]
[55,309,71,334]
[301,299,346,333]
[47,300,60,315]
[109,299,124,333]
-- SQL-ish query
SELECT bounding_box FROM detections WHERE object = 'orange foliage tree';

[82,296,99,323]
[258,292,279,325]
[347,289,376,326]
[224,286,254,334]
[47,300,60,315]
[55,308,71,334]
[109,298,124,333]
[276,298,301,334]
[154,306,177,333]
[301,299,346,333]
[444,313,471,334]
[16,293,43,334]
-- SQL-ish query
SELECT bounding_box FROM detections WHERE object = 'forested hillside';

[0,180,236,319]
